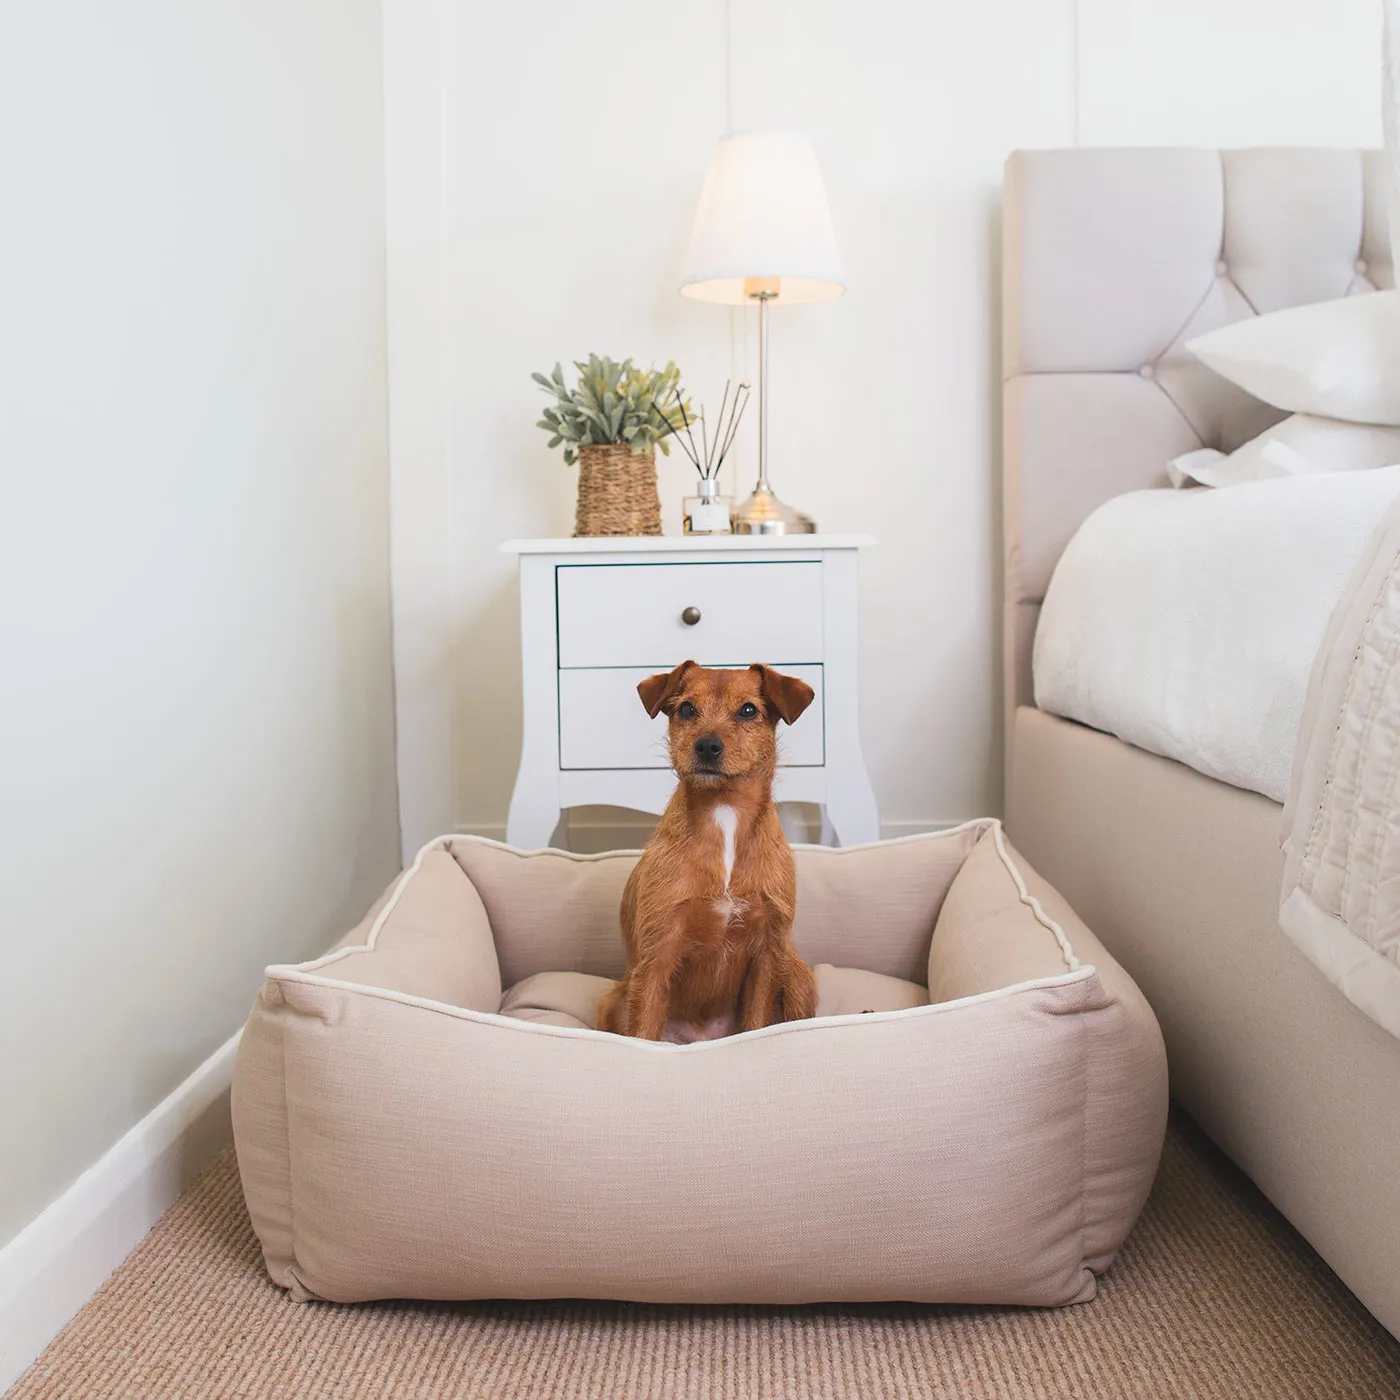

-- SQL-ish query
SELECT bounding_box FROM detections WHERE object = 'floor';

[8,1110,1400,1400]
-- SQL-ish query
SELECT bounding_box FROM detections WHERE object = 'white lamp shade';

[681,130,845,306]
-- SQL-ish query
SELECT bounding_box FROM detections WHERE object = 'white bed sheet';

[1033,467,1400,804]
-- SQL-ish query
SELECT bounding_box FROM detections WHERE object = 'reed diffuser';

[672,380,751,535]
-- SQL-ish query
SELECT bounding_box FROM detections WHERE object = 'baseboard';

[876,820,962,838]
[457,815,965,852]
[0,1030,241,1393]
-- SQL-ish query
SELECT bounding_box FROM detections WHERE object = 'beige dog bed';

[232,820,1166,1307]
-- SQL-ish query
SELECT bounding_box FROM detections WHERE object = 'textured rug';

[8,1111,1400,1400]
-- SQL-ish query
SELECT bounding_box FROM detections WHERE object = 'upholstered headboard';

[1001,147,1393,773]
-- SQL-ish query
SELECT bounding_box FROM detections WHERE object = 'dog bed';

[232,820,1166,1307]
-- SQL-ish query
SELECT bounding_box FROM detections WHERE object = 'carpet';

[8,1111,1400,1399]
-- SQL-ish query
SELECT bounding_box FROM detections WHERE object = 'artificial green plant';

[533,355,693,465]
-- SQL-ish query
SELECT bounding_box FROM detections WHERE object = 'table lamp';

[680,129,845,534]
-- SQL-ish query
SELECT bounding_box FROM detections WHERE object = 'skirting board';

[0,1030,240,1393]
[459,816,962,854]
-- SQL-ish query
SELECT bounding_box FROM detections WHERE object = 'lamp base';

[731,483,816,535]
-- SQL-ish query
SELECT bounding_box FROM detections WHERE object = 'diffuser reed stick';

[669,380,751,481]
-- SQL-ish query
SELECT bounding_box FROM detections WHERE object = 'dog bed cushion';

[500,964,929,1029]
[232,820,1167,1308]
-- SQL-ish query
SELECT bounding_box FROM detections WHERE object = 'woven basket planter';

[573,444,662,538]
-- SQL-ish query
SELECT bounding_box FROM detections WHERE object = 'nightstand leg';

[508,551,564,851]
[506,785,563,851]
[817,548,881,847]
[822,761,881,847]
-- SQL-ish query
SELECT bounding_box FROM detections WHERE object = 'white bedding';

[1033,467,1400,803]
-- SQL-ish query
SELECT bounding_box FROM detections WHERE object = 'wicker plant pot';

[573,444,662,537]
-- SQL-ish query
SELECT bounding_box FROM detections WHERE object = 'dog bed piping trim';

[262,821,1089,1049]
[262,963,1102,1051]
[268,817,1079,982]
[988,821,1082,972]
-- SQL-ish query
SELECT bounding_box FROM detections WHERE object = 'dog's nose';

[694,735,724,764]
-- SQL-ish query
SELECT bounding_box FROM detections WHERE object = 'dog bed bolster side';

[233,849,504,1290]
[1014,853,1169,1277]
[928,828,1168,1290]
[231,984,297,1288]
[302,848,503,1011]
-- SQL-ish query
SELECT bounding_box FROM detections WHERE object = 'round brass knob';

[681,606,701,626]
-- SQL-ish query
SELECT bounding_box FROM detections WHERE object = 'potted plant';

[533,355,693,537]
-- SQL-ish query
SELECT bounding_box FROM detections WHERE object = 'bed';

[1001,147,1400,1340]
[232,824,1165,1307]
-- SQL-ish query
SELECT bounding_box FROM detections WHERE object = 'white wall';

[0,0,400,1246]
[1077,0,1383,146]
[388,0,1382,856]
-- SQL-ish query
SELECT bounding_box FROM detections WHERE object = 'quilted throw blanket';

[1282,496,1400,1039]
[1282,1,1400,1038]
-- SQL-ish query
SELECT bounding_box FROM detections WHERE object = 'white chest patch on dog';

[712,804,738,889]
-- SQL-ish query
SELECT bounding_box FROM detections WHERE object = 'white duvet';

[1033,467,1400,804]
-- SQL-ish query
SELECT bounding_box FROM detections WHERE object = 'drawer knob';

[681,606,702,626]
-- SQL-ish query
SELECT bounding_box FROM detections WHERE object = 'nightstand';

[500,535,879,849]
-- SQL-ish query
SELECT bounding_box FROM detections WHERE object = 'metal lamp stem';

[756,290,771,493]
[732,289,815,534]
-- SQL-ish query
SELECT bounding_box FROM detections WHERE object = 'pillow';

[1168,414,1400,488]
[1186,291,1400,426]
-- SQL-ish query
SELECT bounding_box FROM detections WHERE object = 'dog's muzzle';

[693,734,724,772]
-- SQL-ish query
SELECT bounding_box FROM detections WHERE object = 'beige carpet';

[9,1111,1400,1400]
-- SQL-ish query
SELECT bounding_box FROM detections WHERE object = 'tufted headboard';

[1001,147,1393,776]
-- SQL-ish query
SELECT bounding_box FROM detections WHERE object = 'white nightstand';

[500,534,879,849]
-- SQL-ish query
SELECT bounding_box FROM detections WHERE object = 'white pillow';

[1168,414,1400,488]
[1186,291,1400,426]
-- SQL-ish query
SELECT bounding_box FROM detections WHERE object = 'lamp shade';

[680,130,845,306]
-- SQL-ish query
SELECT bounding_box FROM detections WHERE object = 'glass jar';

[683,478,733,535]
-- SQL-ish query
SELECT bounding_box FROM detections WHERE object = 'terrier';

[597,661,818,1042]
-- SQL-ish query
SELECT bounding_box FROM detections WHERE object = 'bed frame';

[1000,148,1400,1339]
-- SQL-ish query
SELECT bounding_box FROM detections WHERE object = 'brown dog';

[597,661,818,1042]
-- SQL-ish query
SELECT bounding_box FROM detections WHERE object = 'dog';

[596,661,819,1042]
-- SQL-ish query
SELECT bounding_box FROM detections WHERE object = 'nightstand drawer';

[556,562,822,668]
[559,665,824,769]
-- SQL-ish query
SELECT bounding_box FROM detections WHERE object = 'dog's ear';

[638,660,696,718]
[749,664,815,725]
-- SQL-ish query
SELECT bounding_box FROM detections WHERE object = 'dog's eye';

[676,700,697,720]
[737,702,759,719]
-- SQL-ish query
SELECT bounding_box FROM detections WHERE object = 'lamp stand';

[732,290,816,535]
